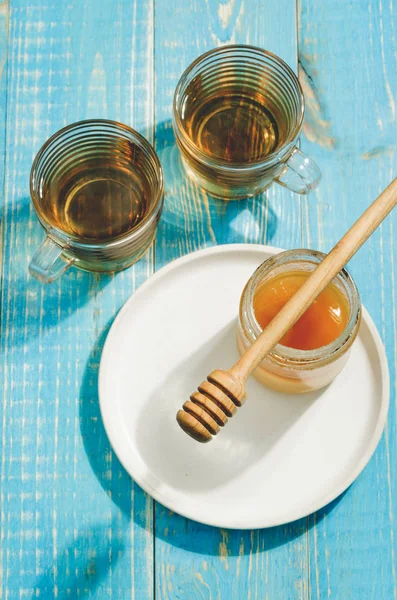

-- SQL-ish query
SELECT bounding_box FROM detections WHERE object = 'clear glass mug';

[173,45,321,199]
[29,119,164,283]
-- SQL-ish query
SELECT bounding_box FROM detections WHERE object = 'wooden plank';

[0,0,9,299]
[0,1,154,597]
[0,0,9,592]
[299,0,397,597]
[154,1,309,599]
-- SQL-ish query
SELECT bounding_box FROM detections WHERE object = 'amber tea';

[29,120,163,283]
[173,46,321,198]
[181,89,285,164]
[45,153,151,241]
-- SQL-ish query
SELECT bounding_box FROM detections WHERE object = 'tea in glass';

[29,120,163,283]
[173,45,321,199]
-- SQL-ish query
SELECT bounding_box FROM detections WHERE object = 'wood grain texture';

[1,0,396,598]
[299,0,397,598]
[0,1,8,596]
[0,0,8,305]
[0,1,155,597]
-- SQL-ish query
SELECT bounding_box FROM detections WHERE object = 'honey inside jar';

[253,271,350,351]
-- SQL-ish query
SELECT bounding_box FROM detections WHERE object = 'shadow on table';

[154,491,346,554]
[153,119,278,248]
[2,131,276,353]
[31,522,125,599]
[136,319,322,493]
[0,197,111,352]
[80,321,346,558]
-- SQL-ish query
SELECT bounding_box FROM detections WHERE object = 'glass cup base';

[181,156,273,200]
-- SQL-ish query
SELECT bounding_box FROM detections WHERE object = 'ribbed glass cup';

[173,45,321,199]
[29,119,164,283]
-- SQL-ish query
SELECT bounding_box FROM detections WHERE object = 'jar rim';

[240,249,362,365]
[29,119,164,249]
[172,44,304,172]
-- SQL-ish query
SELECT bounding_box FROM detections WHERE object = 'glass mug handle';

[29,236,72,283]
[275,147,321,194]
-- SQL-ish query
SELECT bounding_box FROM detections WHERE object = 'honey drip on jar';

[253,271,350,351]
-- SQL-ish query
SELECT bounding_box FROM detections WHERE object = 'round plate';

[99,244,390,529]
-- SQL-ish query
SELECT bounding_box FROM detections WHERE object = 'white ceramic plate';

[99,244,390,529]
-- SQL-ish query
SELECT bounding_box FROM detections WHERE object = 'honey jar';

[237,249,362,393]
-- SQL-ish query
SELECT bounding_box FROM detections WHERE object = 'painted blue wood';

[299,0,397,598]
[0,1,155,597]
[0,0,10,595]
[0,0,8,272]
[1,0,396,598]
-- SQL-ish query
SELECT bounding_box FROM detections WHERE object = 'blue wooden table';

[1,0,396,598]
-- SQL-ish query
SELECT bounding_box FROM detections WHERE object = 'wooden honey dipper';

[177,177,397,442]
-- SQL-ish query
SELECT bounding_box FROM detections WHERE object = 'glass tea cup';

[29,119,164,283]
[173,45,321,199]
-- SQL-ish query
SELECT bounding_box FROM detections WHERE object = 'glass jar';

[237,249,362,394]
